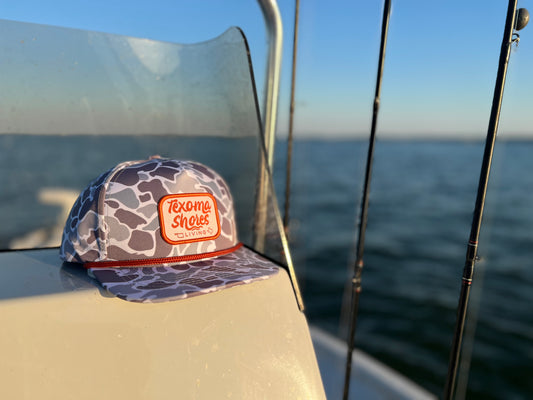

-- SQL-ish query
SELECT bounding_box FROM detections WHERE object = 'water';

[2,136,533,399]
[284,139,533,399]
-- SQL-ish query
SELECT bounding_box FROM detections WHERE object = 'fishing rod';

[342,0,391,398]
[443,3,529,399]
[283,0,300,235]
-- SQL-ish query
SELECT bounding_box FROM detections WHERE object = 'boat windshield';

[0,19,285,265]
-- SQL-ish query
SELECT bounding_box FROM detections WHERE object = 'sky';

[2,0,532,139]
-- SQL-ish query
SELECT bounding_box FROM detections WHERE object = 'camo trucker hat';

[60,156,279,303]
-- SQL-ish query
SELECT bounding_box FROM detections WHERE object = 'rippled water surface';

[285,139,533,399]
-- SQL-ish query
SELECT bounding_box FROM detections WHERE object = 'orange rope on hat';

[85,242,243,269]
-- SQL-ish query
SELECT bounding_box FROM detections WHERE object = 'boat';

[0,1,530,399]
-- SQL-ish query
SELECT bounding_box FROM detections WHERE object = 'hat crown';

[60,158,237,263]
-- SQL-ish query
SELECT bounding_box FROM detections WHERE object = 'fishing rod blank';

[342,1,391,399]
[283,0,300,235]
[443,2,528,399]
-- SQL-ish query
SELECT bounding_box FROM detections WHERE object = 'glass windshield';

[0,20,265,253]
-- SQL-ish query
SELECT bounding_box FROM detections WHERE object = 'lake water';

[284,139,533,399]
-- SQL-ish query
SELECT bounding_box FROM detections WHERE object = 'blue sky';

[3,0,532,138]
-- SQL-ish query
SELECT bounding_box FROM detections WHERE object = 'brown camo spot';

[139,193,151,202]
[137,281,175,289]
[128,231,154,251]
[115,209,147,229]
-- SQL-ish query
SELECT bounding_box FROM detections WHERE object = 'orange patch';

[158,193,221,245]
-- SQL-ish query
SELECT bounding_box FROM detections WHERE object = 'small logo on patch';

[158,193,221,245]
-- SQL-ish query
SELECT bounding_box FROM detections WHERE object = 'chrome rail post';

[253,0,305,312]
[257,0,283,169]
[254,0,283,252]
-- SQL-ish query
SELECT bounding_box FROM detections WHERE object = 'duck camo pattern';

[90,246,280,303]
[60,157,279,303]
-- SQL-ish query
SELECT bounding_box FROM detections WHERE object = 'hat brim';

[88,245,280,303]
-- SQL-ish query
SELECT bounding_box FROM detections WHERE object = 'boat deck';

[311,326,437,399]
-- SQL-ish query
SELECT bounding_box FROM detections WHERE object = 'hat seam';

[99,159,148,261]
